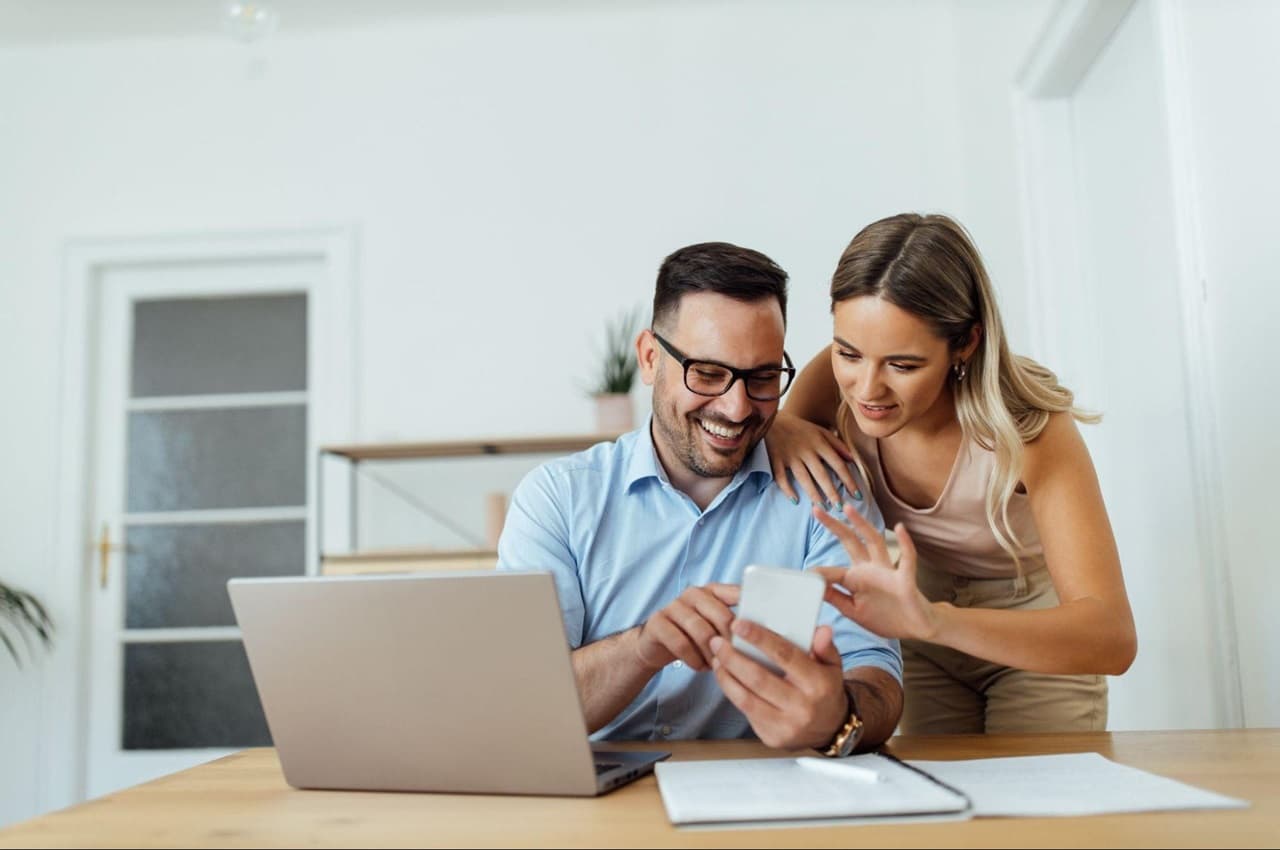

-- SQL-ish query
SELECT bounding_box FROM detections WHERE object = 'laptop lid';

[229,571,656,796]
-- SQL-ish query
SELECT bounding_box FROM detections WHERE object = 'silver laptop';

[228,570,668,796]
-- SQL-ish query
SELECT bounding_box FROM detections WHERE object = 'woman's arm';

[929,413,1137,675]
[813,413,1138,676]
[768,345,860,505]
[785,344,842,428]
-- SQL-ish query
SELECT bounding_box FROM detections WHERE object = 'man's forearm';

[844,666,904,752]
[572,627,660,733]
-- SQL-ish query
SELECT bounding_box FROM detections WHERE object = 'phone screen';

[732,565,825,674]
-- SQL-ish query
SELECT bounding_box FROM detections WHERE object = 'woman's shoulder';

[1022,411,1090,482]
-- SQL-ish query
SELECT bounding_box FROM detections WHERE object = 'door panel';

[126,405,307,512]
[124,521,305,629]
[122,641,271,750]
[131,294,308,397]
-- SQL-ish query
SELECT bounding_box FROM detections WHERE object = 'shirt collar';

[623,417,668,490]
[625,416,775,497]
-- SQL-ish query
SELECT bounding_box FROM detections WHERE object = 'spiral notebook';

[655,751,1248,829]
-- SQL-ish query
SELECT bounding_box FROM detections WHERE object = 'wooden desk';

[2,731,1276,848]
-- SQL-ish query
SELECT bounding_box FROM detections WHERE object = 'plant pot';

[593,393,634,434]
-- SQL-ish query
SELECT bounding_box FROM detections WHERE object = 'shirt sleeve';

[803,465,902,682]
[496,465,588,649]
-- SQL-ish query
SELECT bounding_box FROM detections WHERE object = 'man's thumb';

[811,624,841,665]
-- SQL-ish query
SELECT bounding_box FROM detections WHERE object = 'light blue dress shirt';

[496,420,902,742]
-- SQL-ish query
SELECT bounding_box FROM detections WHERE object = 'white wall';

[0,0,1052,826]
[1177,0,1280,728]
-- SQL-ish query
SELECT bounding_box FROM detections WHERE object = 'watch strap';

[820,683,865,758]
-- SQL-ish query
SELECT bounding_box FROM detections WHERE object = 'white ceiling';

[0,0,684,45]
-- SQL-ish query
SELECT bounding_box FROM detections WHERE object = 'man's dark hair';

[652,242,788,332]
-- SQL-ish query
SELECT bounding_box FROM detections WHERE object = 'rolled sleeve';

[496,467,587,648]
[830,627,903,682]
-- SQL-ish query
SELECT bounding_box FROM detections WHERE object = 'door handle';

[97,523,128,590]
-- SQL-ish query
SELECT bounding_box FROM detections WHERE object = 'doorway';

[47,230,354,806]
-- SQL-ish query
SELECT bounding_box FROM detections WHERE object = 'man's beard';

[652,401,771,480]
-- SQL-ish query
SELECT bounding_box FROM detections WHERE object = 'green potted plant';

[1,580,53,667]
[590,305,643,433]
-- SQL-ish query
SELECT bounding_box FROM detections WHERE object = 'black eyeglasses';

[652,332,796,401]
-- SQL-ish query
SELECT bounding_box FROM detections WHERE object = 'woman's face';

[830,295,958,438]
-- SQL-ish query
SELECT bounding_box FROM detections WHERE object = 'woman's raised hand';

[811,505,939,642]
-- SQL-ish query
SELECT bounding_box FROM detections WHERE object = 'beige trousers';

[900,563,1108,735]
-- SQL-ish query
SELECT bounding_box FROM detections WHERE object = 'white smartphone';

[732,565,826,674]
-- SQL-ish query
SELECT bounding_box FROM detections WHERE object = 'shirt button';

[673,660,683,669]
[660,725,672,737]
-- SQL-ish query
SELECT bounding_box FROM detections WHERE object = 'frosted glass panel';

[125,522,304,629]
[127,406,306,512]
[123,641,271,749]
[131,294,307,397]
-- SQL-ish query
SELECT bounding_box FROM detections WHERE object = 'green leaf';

[0,622,22,668]
[0,581,54,668]
[590,305,644,395]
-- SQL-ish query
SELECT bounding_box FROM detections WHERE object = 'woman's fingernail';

[790,495,799,505]
[853,490,864,501]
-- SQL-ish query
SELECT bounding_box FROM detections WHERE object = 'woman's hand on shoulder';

[766,411,860,507]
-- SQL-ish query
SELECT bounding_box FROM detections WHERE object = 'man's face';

[638,291,786,481]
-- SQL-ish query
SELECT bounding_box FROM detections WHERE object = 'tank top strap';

[845,423,1044,579]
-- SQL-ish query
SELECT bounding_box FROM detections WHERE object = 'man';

[497,242,902,754]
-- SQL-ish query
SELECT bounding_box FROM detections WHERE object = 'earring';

[953,360,968,382]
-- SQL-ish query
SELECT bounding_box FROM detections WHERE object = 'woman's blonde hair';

[831,213,1098,570]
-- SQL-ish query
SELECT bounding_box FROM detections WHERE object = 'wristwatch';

[820,684,865,758]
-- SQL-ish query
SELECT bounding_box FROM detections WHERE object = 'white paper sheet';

[654,754,970,826]
[910,752,1249,817]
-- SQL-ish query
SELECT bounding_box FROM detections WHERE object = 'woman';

[768,212,1137,734]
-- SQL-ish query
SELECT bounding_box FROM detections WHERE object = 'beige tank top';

[850,430,1044,579]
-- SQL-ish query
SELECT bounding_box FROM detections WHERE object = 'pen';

[794,756,882,784]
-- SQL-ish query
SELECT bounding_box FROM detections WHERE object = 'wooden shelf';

[319,431,625,573]
[321,548,499,576]
[320,433,623,462]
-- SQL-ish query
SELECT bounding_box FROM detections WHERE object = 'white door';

[1067,0,1218,730]
[1017,0,1236,729]
[86,259,323,798]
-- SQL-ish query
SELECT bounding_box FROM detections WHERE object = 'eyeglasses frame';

[650,331,796,401]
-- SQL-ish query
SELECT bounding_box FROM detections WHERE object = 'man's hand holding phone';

[709,566,848,750]
[633,583,740,673]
